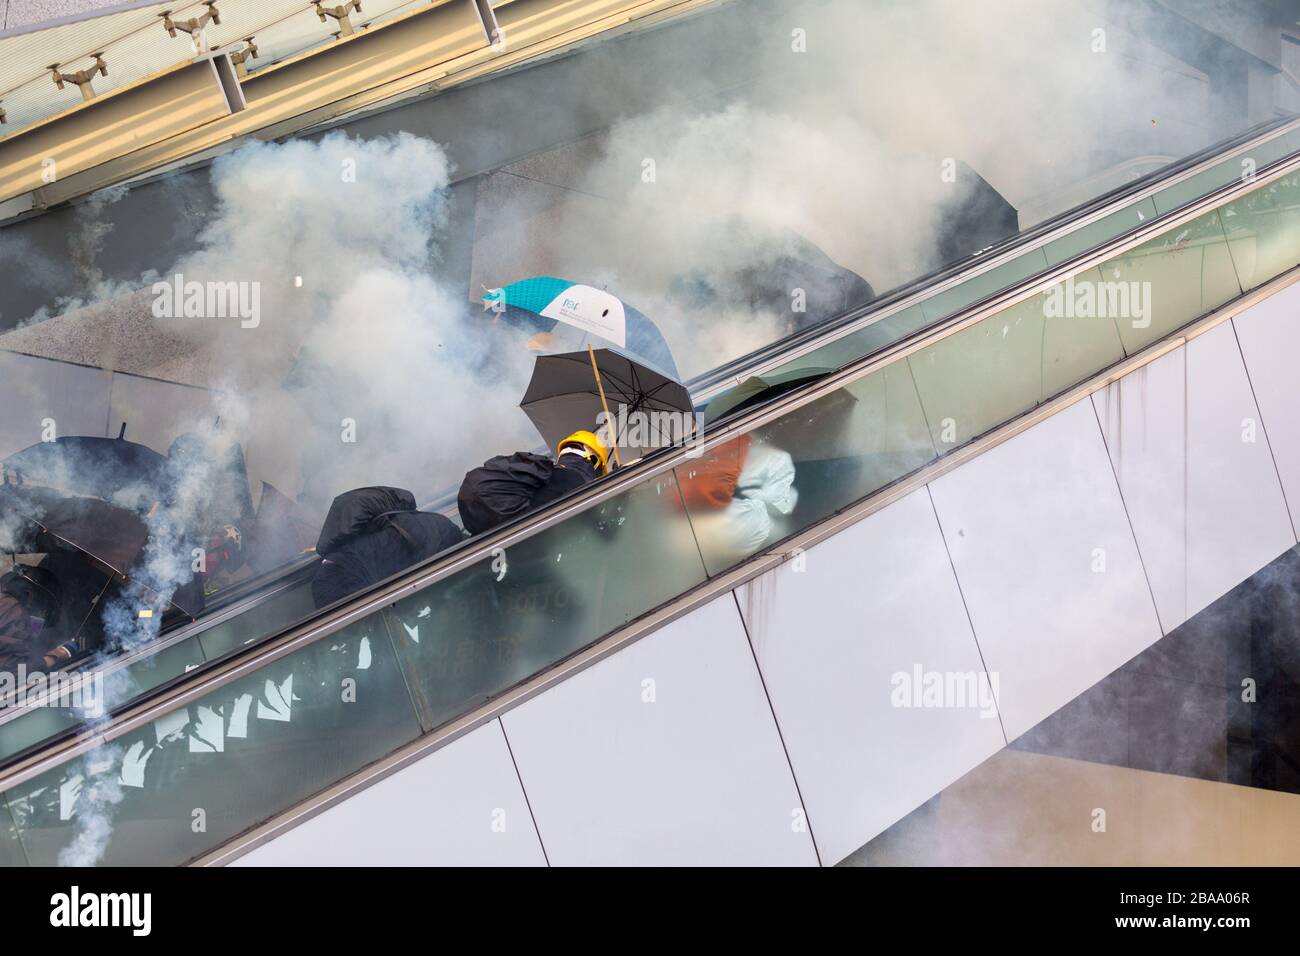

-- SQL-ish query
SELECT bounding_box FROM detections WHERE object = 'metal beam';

[0,56,237,201]
[0,0,714,209]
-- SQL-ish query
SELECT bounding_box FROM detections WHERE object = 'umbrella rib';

[528,352,687,448]
[68,574,117,648]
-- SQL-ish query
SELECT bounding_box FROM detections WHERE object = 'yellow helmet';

[558,429,610,475]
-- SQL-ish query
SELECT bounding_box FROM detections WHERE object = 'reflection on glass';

[1042,198,1158,267]
[1152,127,1300,216]
[0,798,28,867]
[0,707,82,769]
[384,471,706,732]
[1101,208,1240,354]
[779,305,929,376]
[1040,266,1127,399]
[919,250,1048,324]
[4,616,419,865]
[686,361,935,576]
[197,580,318,660]
[909,295,1047,449]
[1220,172,1300,292]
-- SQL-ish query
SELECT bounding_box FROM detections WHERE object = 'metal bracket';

[470,0,503,46]
[229,37,259,77]
[313,0,362,38]
[161,2,222,52]
[48,55,108,102]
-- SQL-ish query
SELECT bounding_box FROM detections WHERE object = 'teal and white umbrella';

[484,276,679,378]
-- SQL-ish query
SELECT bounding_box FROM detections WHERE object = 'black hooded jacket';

[311,487,464,609]
[457,452,598,537]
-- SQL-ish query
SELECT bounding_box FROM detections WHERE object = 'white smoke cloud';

[145,131,538,507]
[485,103,953,378]
[55,745,125,867]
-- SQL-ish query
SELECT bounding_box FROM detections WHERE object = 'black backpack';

[457,453,556,537]
[312,487,463,609]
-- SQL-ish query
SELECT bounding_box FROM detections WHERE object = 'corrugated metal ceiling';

[0,0,434,133]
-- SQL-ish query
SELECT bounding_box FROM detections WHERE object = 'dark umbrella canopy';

[520,348,693,461]
[1,487,150,576]
[1,433,168,509]
[2,487,201,624]
[702,367,837,425]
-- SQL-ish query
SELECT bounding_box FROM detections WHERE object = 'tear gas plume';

[55,745,125,867]
[152,132,537,507]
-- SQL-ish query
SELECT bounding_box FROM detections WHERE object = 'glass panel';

[908,294,1047,450]
[196,579,318,660]
[0,636,206,766]
[0,799,28,867]
[5,615,420,865]
[1153,127,1300,215]
[1042,197,1158,266]
[919,250,1049,324]
[686,361,935,576]
[1220,171,1300,292]
[110,637,208,696]
[0,707,81,767]
[1040,266,1128,399]
[0,352,113,460]
[0,582,316,771]
[776,304,929,375]
[1100,209,1241,355]
[384,471,707,732]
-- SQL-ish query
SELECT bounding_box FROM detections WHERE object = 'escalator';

[1,111,1294,775]
[1,110,1299,865]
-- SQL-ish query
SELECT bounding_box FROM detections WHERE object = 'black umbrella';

[2,487,149,576]
[1,427,168,508]
[520,347,693,463]
[702,367,837,426]
[2,487,201,627]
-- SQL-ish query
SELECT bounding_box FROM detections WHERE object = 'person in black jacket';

[0,566,76,672]
[457,430,610,537]
[311,486,465,609]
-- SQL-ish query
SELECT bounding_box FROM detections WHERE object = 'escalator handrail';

[0,553,321,717]
[687,112,1300,400]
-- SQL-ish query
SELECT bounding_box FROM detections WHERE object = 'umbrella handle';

[588,344,623,469]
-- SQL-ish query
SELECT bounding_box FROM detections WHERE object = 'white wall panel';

[928,398,1162,740]
[0,350,111,458]
[231,720,546,866]
[1094,323,1294,630]
[503,595,818,866]
[736,486,1006,865]
[1231,282,1300,542]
